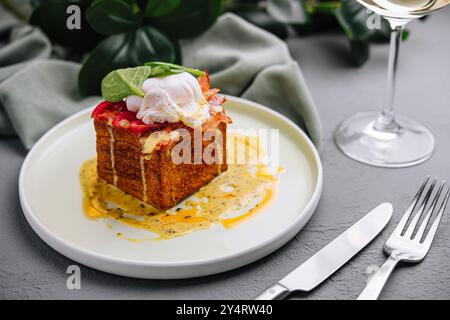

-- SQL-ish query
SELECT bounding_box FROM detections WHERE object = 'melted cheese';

[106,126,117,186]
[141,130,180,155]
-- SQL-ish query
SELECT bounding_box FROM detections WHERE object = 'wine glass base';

[334,112,435,168]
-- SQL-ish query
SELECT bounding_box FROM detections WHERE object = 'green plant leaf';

[30,0,102,51]
[78,26,175,96]
[31,0,92,8]
[145,62,205,77]
[350,40,369,66]
[335,0,407,65]
[150,0,222,38]
[86,0,143,36]
[30,0,53,9]
[335,0,372,42]
[292,13,338,36]
[145,0,181,17]
[101,66,152,102]
[368,20,391,42]
[267,0,309,24]
[334,0,377,65]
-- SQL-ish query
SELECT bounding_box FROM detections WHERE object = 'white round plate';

[19,96,322,279]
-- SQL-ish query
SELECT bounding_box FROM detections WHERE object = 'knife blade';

[254,202,393,300]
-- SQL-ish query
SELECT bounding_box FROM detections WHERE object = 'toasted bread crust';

[95,120,227,210]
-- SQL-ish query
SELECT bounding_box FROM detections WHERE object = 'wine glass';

[334,0,450,167]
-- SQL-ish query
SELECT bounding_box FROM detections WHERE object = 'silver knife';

[254,202,393,300]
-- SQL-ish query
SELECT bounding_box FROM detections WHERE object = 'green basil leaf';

[145,0,181,17]
[150,0,222,39]
[151,69,183,77]
[30,0,102,51]
[78,26,175,96]
[86,0,143,36]
[149,65,171,76]
[267,0,309,24]
[101,66,152,102]
[144,62,205,77]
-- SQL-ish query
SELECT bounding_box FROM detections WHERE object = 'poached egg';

[126,72,210,127]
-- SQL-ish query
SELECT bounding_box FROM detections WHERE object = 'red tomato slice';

[91,101,126,120]
[111,111,135,128]
[129,121,153,134]
[91,101,112,119]
[112,111,159,134]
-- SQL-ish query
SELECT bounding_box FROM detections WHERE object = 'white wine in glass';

[334,0,450,167]
[362,0,449,20]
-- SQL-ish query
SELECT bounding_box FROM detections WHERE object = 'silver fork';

[357,176,450,300]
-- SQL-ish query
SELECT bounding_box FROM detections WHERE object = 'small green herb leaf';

[86,0,143,36]
[145,62,205,77]
[145,0,181,17]
[101,66,152,102]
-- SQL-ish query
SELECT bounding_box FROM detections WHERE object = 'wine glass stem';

[374,25,404,132]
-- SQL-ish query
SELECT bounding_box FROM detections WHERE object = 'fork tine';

[393,176,430,236]
[403,178,437,239]
[422,187,450,249]
[414,181,445,242]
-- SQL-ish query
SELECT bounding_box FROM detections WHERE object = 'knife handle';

[254,283,290,300]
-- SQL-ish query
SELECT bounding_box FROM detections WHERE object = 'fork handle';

[357,255,400,300]
[254,283,290,300]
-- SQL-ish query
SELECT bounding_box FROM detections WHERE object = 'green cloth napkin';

[0,9,322,149]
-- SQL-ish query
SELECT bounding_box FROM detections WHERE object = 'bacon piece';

[198,73,211,92]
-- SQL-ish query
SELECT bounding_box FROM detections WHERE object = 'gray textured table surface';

[1,10,449,300]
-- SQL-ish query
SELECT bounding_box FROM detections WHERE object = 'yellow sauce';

[80,134,281,240]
